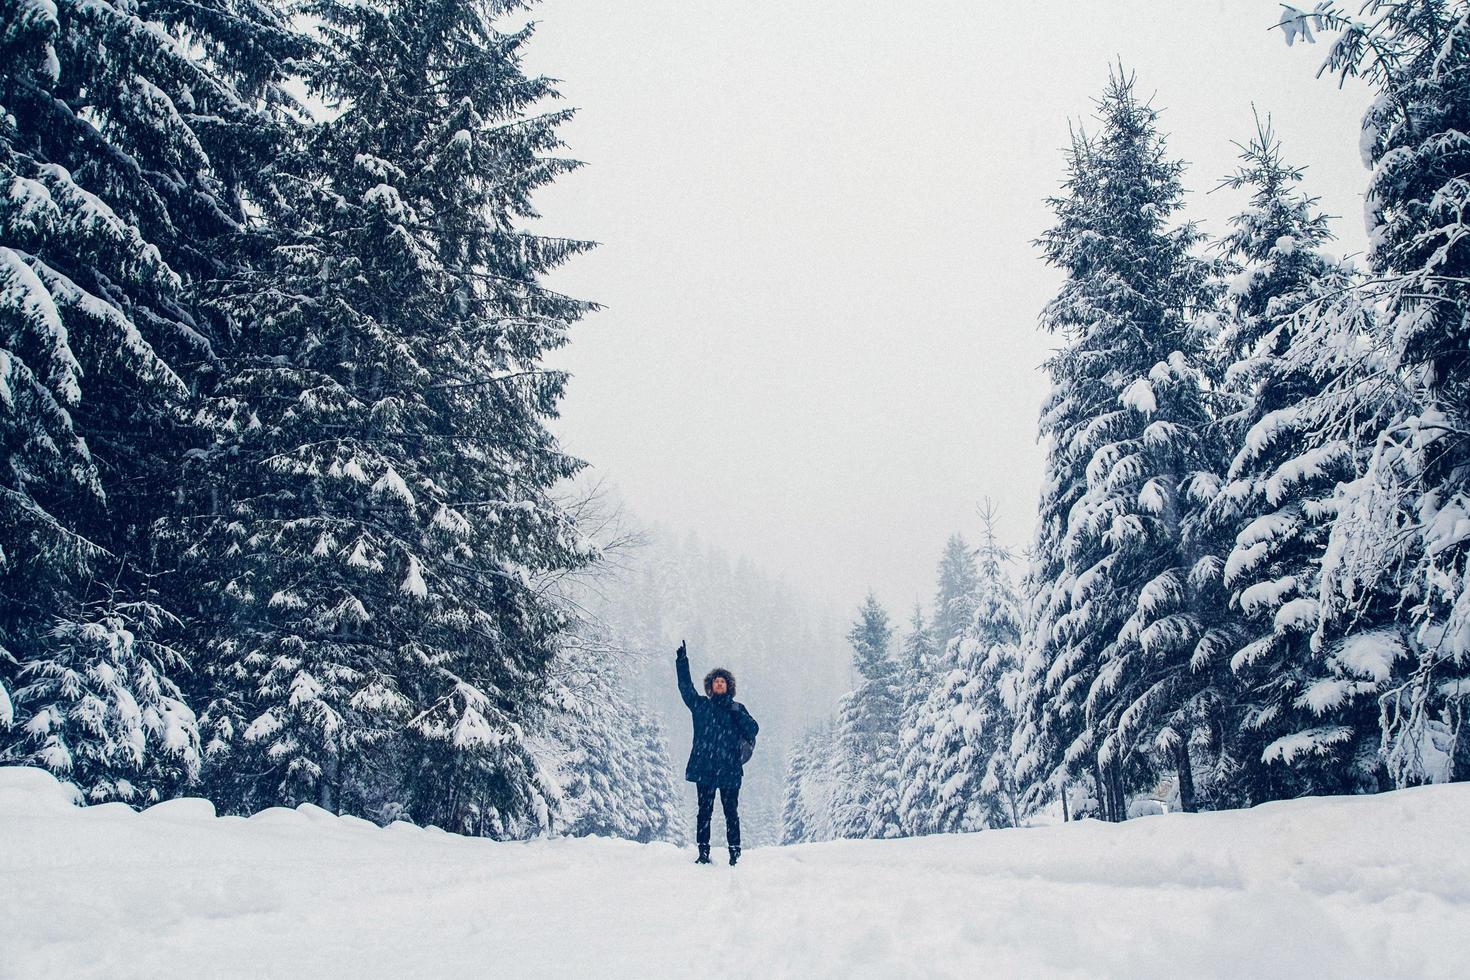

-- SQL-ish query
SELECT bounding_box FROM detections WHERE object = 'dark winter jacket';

[676,653,759,789]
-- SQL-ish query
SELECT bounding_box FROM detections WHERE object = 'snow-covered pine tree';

[830,593,902,837]
[968,515,1028,828]
[1018,69,1219,821]
[1,597,201,803]
[887,605,937,836]
[896,652,960,834]
[1281,2,1470,784]
[630,713,689,843]
[176,0,598,830]
[0,0,301,800]
[780,734,812,844]
[932,534,979,652]
[781,720,837,844]
[976,637,1027,829]
[1012,123,1120,822]
[899,512,1025,832]
[547,635,685,843]
[898,605,939,706]
[1200,116,1386,802]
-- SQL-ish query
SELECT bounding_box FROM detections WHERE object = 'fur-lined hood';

[703,667,736,697]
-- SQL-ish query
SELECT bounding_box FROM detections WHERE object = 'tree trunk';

[1105,763,1126,822]
[1060,781,1070,823]
[333,751,345,816]
[1091,759,1106,821]
[1175,738,1197,813]
[1094,758,1126,822]
[318,750,338,813]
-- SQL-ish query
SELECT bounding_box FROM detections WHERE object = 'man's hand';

[676,640,687,660]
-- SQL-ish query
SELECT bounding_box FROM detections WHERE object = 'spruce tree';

[781,720,837,844]
[549,636,684,843]
[886,605,936,836]
[630,714,689,843]
[1282,1,1470,784]
[1019,69,1218,820]
[780,735,812,844]
[932,534,979,651]
[830,594,902,837]
[0,0,300,800]
[900,514,1024,832]
[898,605,939,703]
[1200,117,1384,802]
[176,0,598,829]
[897,645,961,834]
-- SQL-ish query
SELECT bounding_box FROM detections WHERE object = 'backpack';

[738,737,756,765]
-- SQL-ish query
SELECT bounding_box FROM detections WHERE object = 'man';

[675,640,758,865]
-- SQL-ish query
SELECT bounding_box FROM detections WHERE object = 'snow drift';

[1,766,1466,979]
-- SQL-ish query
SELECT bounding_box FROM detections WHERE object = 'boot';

[695,846,711,865]
[728,847,740,866]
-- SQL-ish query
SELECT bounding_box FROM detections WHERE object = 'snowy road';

[2,767,1467,979]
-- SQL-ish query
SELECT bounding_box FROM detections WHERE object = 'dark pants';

[695,782,740,851]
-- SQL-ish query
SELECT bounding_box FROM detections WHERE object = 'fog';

[524,0,1372,613]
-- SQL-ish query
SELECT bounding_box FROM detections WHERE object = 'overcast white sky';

[522,0,1372,615]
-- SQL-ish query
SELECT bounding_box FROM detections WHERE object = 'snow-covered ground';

[2,767,1466,979]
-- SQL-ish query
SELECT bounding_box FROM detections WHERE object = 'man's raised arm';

[675,640,700,710]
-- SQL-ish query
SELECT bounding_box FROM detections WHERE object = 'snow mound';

[1,766,1468,978]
